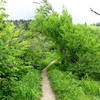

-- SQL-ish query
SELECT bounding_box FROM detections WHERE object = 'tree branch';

[33,2,41,4]
[90,8,100,16]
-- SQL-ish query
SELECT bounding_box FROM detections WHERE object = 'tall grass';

[9,68,41,100]
[48,66,100,100]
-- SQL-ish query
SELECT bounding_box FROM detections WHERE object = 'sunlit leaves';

[33,0,100,76]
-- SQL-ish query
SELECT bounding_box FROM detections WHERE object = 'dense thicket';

[0,2,43,99]
[32,0,100,78]
[48,66,100,100]
[0,0,57,99]
[0,0,100,99]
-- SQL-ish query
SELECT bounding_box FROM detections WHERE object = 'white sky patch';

[5,0,36,20]
[5,0,100,24]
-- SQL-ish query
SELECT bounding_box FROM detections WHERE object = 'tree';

[32,0,100,77]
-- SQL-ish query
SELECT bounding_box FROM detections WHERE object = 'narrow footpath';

[41,60,57,100]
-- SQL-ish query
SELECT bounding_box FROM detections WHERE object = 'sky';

[4,0,100,24]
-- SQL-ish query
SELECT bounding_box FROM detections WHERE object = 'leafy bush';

[10,68,41,100]
[48,67,100,100]
[33,0,100,77]
[0,3,42,99]
[81,79,100,96]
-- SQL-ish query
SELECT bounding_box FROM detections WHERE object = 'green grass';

[9,68,41,100]
[88,25,100,37]
[48,65,100,100]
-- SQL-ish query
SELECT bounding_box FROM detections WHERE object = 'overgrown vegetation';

[11,68,41,100]
[33,0,100,100]
[48,65,100,100]
[0,1,43,99]
[33,0,100,77]
[0,0,100,99]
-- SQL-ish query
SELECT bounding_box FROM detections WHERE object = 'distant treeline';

[92,22,100,26]
[8,20,100,28]
[10,19,32,30]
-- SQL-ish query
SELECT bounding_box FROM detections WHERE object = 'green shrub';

[81,79,100,96]
[48,67,100,100]
[10,69,41,100]
[0,4,42,99]
[33,0,100,77]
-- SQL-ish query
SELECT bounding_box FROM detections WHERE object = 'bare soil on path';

[41,60,57,100]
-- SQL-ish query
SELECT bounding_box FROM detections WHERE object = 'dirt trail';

[41,60,57,100]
